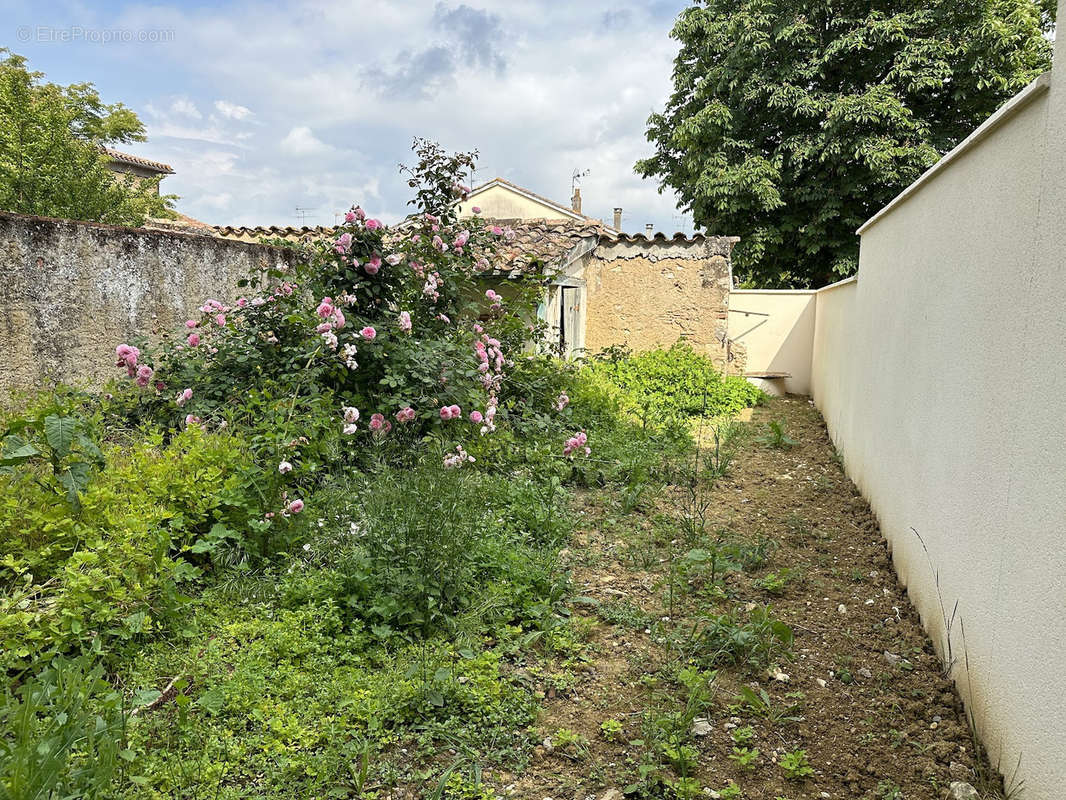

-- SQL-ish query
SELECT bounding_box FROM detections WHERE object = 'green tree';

[637,1,1054,288]
[0,50,176,226]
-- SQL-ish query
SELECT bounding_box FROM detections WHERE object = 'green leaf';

[58,461,92,507]
[43,415,76,459]
[1,434,41,464]
[196,686,225,715]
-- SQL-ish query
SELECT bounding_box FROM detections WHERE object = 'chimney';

[645,223,654,237]
[571,188,582,214]
[613,207,622,230]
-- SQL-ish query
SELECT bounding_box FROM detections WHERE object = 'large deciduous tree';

[637,1,1054,288]
[0,50,176,226]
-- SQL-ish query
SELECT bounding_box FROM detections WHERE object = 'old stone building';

[457,178,739,369]
[101,147,174,193]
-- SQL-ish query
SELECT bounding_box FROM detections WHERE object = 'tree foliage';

[0,50,176,226]
[637,1,1054,288]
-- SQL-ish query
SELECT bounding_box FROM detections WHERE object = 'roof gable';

[460,177,586,223]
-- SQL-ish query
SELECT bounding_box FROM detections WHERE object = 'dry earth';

[492,396,996,800]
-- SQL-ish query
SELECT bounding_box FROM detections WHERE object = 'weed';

[693,606,793,671]
[551,728,588,759]
[729,747,760,770]
[757,420,796,449]
[732,686,803,725]
[731,725,756,746]
[719,781,743,799]
[600,719,624,742]
[754,568,798,595]
[0,656,129,799]
[597,599,655,631]
[779,749,814,780]
[875,781,902,800]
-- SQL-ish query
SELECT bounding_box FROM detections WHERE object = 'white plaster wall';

[810,60,1066,798]
[728,290,816,394]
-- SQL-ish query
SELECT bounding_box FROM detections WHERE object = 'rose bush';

[109,141,579,516]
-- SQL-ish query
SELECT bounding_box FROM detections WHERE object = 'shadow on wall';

[727,290,817,394]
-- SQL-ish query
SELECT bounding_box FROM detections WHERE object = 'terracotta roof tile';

[485,217,604,275]
[212,225,338,242]
[101,146,174,174]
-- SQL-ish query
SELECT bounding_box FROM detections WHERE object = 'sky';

[3,0,695,232]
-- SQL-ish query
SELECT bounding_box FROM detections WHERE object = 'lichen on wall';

[0,211,300,397]
[582,235,738,371]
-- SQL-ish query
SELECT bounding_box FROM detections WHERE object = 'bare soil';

[495,396,995,800]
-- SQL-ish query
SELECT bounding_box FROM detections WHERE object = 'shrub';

[586,343,763,420]
[0,426,265,672]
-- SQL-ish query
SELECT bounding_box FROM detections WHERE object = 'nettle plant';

[110,140,590,518]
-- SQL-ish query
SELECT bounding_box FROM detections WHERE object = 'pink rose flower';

[176,387,193,406]
[369,413,385,431]
[365,219,381,230]
[185,320,197,329]
[215,314,226,327]
[187,333,201,347]
[287,499,305,514]
[399,311,412,332]
[360,326,376,340]
[469,410,483,423]
[115,344,139,368]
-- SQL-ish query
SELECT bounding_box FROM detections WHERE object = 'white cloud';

[170,97,201,118]
[104,0,689,229]
[279,126,333,156]
[214,100,253,120]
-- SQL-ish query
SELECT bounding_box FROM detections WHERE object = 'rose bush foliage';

[110,144,588,519]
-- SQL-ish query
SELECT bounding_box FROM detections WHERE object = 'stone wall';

[581,235,738,370]
[0,211,299,396]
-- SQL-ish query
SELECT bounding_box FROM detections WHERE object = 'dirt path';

[498,396,993,800]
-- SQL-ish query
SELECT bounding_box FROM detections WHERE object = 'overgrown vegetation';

[0,141,764,798]
[586,343,763,421]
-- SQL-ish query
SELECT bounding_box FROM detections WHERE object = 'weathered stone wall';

[582,235,738,371]
[0,211,299,396]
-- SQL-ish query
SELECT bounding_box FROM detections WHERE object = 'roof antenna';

[571,168,590,196]
[294,205,316,225]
